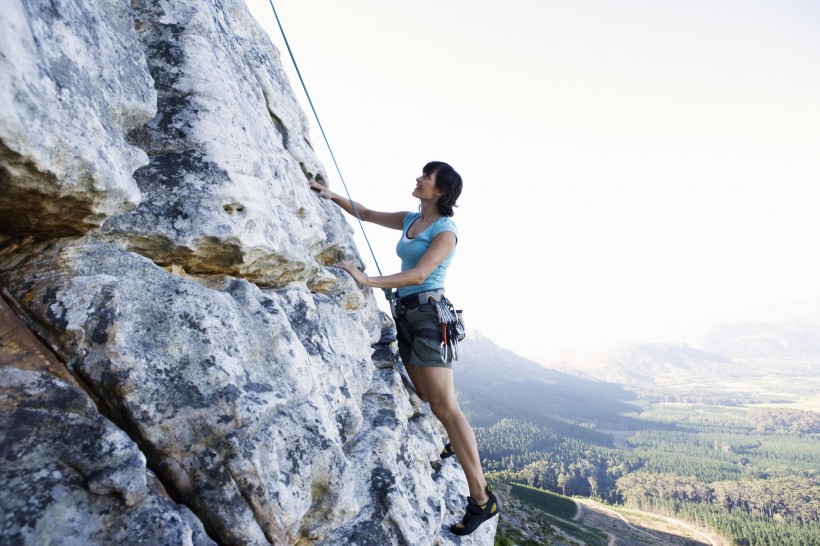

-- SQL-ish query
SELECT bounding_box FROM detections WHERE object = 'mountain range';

[452,330,639,433]
[455,296,820,413]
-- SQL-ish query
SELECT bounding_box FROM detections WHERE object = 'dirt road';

[574,498,725,546]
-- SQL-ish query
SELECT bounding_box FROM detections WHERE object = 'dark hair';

[423,161,462,217]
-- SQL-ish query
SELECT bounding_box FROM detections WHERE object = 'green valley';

[452,331,820,546]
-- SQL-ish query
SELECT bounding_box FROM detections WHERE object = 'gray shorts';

[397,303,452,369]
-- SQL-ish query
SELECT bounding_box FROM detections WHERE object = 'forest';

[475,404,820,546]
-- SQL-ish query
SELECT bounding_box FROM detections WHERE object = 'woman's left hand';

[335,261,368,286]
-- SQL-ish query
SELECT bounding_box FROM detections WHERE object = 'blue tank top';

[396,212,458,297]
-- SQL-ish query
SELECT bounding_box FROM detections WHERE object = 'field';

[493,483,729,546]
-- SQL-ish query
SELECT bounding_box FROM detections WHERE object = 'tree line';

[476,409,820,546]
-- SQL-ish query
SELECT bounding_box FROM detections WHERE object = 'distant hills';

[452,330,640,434]
[546,342,733,386]
[454,296,820,414]
[526,297,820,408]
[696,296,820,360]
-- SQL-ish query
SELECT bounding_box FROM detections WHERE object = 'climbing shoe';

[440,442,456,460]
[450,484,499,536]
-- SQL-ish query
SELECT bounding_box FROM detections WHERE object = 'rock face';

[0,1,495,545]
[0,0,154,237]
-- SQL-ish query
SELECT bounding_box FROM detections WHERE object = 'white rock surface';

[0,0,156,236]
[99,0,350,289]
[0,0,496,544]
[0,366,214,546]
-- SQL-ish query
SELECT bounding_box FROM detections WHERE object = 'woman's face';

[413,171,443,201]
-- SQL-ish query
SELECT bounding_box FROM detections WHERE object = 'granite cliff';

[0,0,495,544]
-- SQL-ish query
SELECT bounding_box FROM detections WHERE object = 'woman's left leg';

[406,364,488,503]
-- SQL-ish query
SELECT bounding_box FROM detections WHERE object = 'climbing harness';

[267,0,392,302]
[392,290,465,363]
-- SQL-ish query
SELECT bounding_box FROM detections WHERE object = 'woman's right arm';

[309,180,407,230]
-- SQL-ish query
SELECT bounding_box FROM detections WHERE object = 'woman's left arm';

[336,231,456,289]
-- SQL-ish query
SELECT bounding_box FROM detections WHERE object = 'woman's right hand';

[309,179,333,199]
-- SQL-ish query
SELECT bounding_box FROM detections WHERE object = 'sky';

[246,0,820,364]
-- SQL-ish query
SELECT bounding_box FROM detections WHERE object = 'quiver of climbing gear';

[430,295,465,363]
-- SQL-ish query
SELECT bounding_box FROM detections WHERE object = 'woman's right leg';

[404,363,488,504]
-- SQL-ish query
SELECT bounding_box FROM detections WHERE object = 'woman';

[309,161,499,536]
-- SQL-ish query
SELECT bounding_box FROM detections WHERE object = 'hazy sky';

[246,0,820,363]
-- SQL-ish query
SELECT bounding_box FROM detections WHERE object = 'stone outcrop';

[0,0,155,237]
[0,0,495,545]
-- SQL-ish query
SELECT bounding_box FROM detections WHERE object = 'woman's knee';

[428,397,459,421]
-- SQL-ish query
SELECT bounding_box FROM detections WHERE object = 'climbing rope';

[266,0,387,282]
